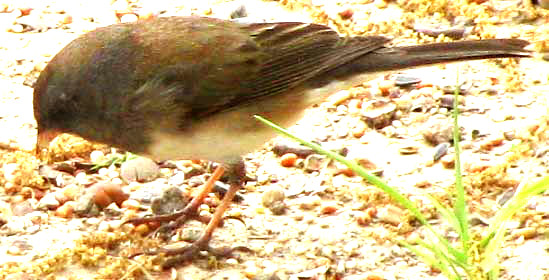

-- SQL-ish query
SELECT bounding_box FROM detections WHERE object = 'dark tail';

[353,39,531,72]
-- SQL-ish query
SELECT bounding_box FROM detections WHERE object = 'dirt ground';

[0,0,549,279]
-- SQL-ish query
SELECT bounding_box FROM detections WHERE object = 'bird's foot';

[126,166,250,267]
[124,204,210,239]
[124,166,227,237]
[147,237,251,268]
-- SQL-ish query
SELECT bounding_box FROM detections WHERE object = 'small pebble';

[37,193,60,210]
[262,188,285,208]
[55,202,74,218]
[134,223,151,236]
[262,187,286,215]
[198,204,210,213]
[374,0,387,8]
[304,154,328,172]
[269,201,286,215]
[376,205,404,226]
[120,13,138,23]
[399,144,419,155]
[107,169,120,178]
[54,191,70,205]
[85,217,101,226]
[244,263,261,278]
[433,143,450,161]
[104,202,124,217]
[229,4,247,19]
[18,7,32,16]
[62,183,82,201]
[439,94,455,109]
[413,24,466,40]
[10,24,24,33]
[74,171,89,185]
[198,210,211,220]
[356,211,372,226]
[351,121,367,138]
[120,157,160,183]
[91,182,128,208]
[480,135,504,151]
[327,90,352,106]
[226,258,239,265]
[338,8,353,19]
[347,99,362,115]
[12,200,33,216]
[11,194,25,204]
[440,154,455,169]
[97,221,112,232]
[121,199,141,210]
[122,209,138,221]
[90,150,105,164]
[513,227,537,239]
[61,14,72,24]
[378,79,394,95]
[320,201,339,214]
[365,274,384,280]
[98,167,109,176]
[394,74,421,87]
[6,245,22,256]
[150,186,188,215]
[361,100,397,129]
[298,195,321,210]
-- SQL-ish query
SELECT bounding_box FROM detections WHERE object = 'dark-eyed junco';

[33,16,531,265]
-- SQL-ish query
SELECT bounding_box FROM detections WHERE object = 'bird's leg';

[124,165,225,230]
[167,164,227,227]
[130,161,250,266]
[156,181,244,267]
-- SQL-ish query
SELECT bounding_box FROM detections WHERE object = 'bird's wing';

[164,20,390,118]
[240,22,389,100]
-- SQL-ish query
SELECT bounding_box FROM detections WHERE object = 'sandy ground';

[0,0,549,279]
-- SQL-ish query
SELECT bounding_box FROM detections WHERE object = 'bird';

[33,16,531,266]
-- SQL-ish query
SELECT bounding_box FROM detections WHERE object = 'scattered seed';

[134,223,150,236]
[361,99,397,129]
[378,79,394,95]
[327,90,352,106]
[351,121,367,138]
[399,145,419,155]
[280,153,298,167]
[320,201,339,214]
[433,142,450,161]
[121,199,141,210]
[338,8,353,19]
[440,154,455,169]
[55,202,74,218]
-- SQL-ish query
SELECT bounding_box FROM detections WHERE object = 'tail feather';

[353,38,531,72]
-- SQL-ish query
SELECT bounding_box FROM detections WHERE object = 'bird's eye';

[53,87,80,108]
[58,92,68,101]
[44,86,79,122]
